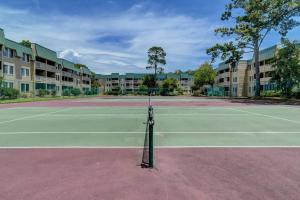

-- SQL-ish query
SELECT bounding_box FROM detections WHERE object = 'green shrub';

[176,88,184,95]
[51,90,57,97]
[84,90,93,95]
[71,88,81,96]
[192,90,201,96]
[21,94,27,98]
[291,87,300,99]
[62,90,71,96]
[37,89,48,97]
[261,90,281,97]
[0,88,20,99]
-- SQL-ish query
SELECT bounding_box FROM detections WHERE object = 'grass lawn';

[0,95,98,104]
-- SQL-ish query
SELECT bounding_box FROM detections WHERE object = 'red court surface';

[1,148,300,200]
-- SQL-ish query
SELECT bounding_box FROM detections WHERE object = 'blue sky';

[0,0,299,74]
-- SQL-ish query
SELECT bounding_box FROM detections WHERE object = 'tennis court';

[1,96,300,199]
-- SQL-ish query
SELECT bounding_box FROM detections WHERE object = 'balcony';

[62,71,77,78]
[62,81,75,87]
[35,75,47,82]
[36,61,57,72]
[46,77,56,84]
[35,75,57,84]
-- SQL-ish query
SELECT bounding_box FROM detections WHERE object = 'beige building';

[0,29,34,95]
[97,73,194,94]
[0,28,92,96]
[215,45,278,97]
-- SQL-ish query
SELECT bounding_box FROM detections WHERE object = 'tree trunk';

[154,63,157,86]
[229,62,236,98]
[254,39,260,97]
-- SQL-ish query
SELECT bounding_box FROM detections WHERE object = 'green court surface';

[0,104,300,147]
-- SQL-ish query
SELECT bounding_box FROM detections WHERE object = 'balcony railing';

[35,75,47,82]
[36,61,57,72]
[62,81,75,86]
[35,76,57,83]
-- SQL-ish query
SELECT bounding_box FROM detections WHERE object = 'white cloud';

[0,4,221,73]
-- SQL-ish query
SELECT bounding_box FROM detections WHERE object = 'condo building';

[215,45,279,97]
[97,73,194,94]
[0,28,92,96]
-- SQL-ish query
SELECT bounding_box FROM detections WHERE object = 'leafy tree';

[175,70,183,75]
[0,76,3,88]
[272,39,300,97]
[160,78,178,95]
[142,75,156,88]
[146,46,167,84]
[194,62,217,88]
[91,72,100,88]
[213,0,300,97]
[207,42,244,97]
[70,88,82,96]
[185,70,195,75]
[20,40,32,48]
[74,63,88,69]
[162,78,178,92]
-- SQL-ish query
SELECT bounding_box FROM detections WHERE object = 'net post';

[148,105,154,168]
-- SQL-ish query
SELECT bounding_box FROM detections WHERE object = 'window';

[3,64,14,75]
[21,67,30,77]
[21,83,30,92]
[259,61,264,66]
[3,81,13,88]
[3,48,14,58]
[260,73,264,78]
[22,53,30,62]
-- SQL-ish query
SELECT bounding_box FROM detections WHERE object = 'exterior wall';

[80,71,92,92]
[1,45,34,95]
[215,45,280,97]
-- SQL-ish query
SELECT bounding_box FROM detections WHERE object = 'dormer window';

[3,47,14,58]
[22,53,30,62]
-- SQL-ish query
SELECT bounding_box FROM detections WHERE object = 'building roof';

[0,28,5,44]
[32,43,60,63]
[61,59,80,73]
[248,45,278,63]
[82,67,92,75]
[4,39,33,57]
[0,29,33,57]
[180,73,193,79]
[217,62,230,71]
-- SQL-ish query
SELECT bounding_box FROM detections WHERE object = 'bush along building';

[96,73,194,95]
[0,28,92,97]
[214,45,281,97]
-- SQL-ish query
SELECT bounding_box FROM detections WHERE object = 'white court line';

[0,131,300,135]
[42,113,248,117]
[228,107,300,125]
[0,146,300,149]
[0,108,71,125]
